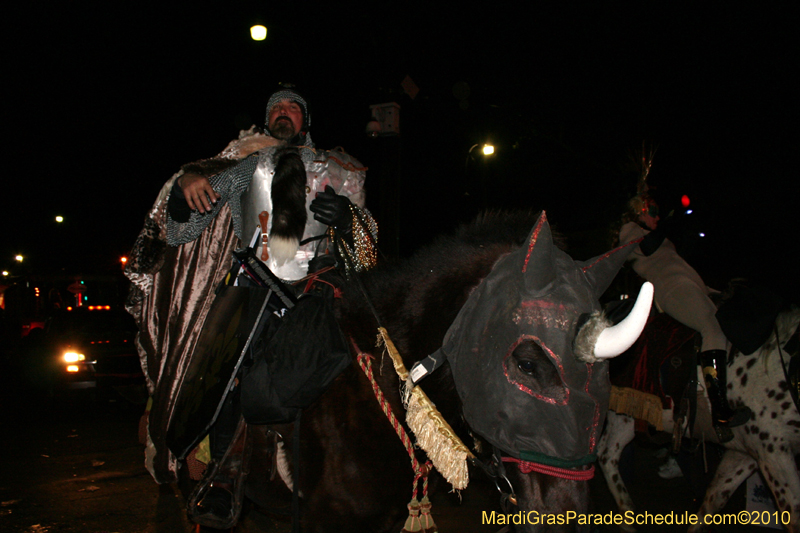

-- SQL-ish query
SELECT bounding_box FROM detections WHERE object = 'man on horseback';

[168,88,375,277]
[619,194,750,440]
[125,87,377,529]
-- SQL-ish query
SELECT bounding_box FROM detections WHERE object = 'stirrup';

[717,405,751,428]
[712,406,750,443]
[195,482,235,528]
[187,418,250,530]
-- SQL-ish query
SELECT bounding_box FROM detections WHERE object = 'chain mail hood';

[438,212,640,466]
[265,89,313,147]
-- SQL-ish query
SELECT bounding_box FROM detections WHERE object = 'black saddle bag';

[240,290,351,424]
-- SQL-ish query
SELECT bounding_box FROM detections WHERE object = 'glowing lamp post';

[250,25,267,41]
[466,143,495,170]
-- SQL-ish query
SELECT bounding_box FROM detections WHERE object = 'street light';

[466,143,495,170]
[250,25,267,41]
[15,255,23,262]
[56,215,64,223]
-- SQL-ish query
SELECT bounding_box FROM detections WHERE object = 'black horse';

[206,211,652,532]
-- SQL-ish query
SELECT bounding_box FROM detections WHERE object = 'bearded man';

[125,88,377,529]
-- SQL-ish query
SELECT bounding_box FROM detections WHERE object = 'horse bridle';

[469,448,519,507]
[471,444,597,504]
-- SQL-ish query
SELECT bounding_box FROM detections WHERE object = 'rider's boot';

[195,475,235,525]
[192,393,249,529]
[701,349,751,441]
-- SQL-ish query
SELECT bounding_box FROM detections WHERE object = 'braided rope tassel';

[355,347,436,533]
[356,353,419,471]
[402,466,438,533]
[417,462,437,533]
[418,495,437,533]
[401,497,423,533]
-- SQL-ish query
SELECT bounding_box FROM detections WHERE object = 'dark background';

[3,3,798,302]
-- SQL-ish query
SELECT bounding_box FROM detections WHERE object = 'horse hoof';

[657,457,683,479]
[714,425,734,443]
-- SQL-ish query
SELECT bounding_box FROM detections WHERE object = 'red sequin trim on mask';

[522,212,547,273]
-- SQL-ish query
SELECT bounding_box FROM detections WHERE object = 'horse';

[596,306,800,532]
[217,211,652,533]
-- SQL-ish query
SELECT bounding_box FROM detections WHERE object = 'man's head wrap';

[266,89,311,132]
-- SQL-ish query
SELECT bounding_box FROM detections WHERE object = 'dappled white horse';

[597,307,800,533]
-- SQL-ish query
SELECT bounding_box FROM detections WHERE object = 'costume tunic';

[125,129,369,483]
[620,221,726,352]
[167,145,368,280]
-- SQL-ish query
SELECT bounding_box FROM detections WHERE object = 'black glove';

[310,186,352,231]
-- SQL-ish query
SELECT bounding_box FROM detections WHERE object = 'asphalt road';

[0,384,192,533]
[0,378,784,533]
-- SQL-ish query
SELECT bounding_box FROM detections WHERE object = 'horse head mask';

[440,212,650,466]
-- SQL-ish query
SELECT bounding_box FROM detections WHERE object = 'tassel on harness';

[353,344,438,532]
[418,496,437,533]
[401,494,437,533]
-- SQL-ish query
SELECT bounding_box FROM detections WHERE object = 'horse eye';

[507,337,567,402]
[518,360,536,374]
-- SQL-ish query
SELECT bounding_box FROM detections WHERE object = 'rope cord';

[501,456,595,481]
[352,339,431,500]
[292,265,341,297]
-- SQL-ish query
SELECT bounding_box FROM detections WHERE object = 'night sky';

[4,3,798,302]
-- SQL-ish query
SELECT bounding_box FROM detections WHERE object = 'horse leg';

[597,411,636,532]
[689,449,756,533]
[754,451,800,533]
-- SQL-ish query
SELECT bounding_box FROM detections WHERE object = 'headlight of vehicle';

[63,351,86,363]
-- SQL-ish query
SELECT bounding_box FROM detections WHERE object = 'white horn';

[593,282,654,360]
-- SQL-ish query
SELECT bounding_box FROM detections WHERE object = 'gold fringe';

[378,328,474,490]
[608,386,664,431]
